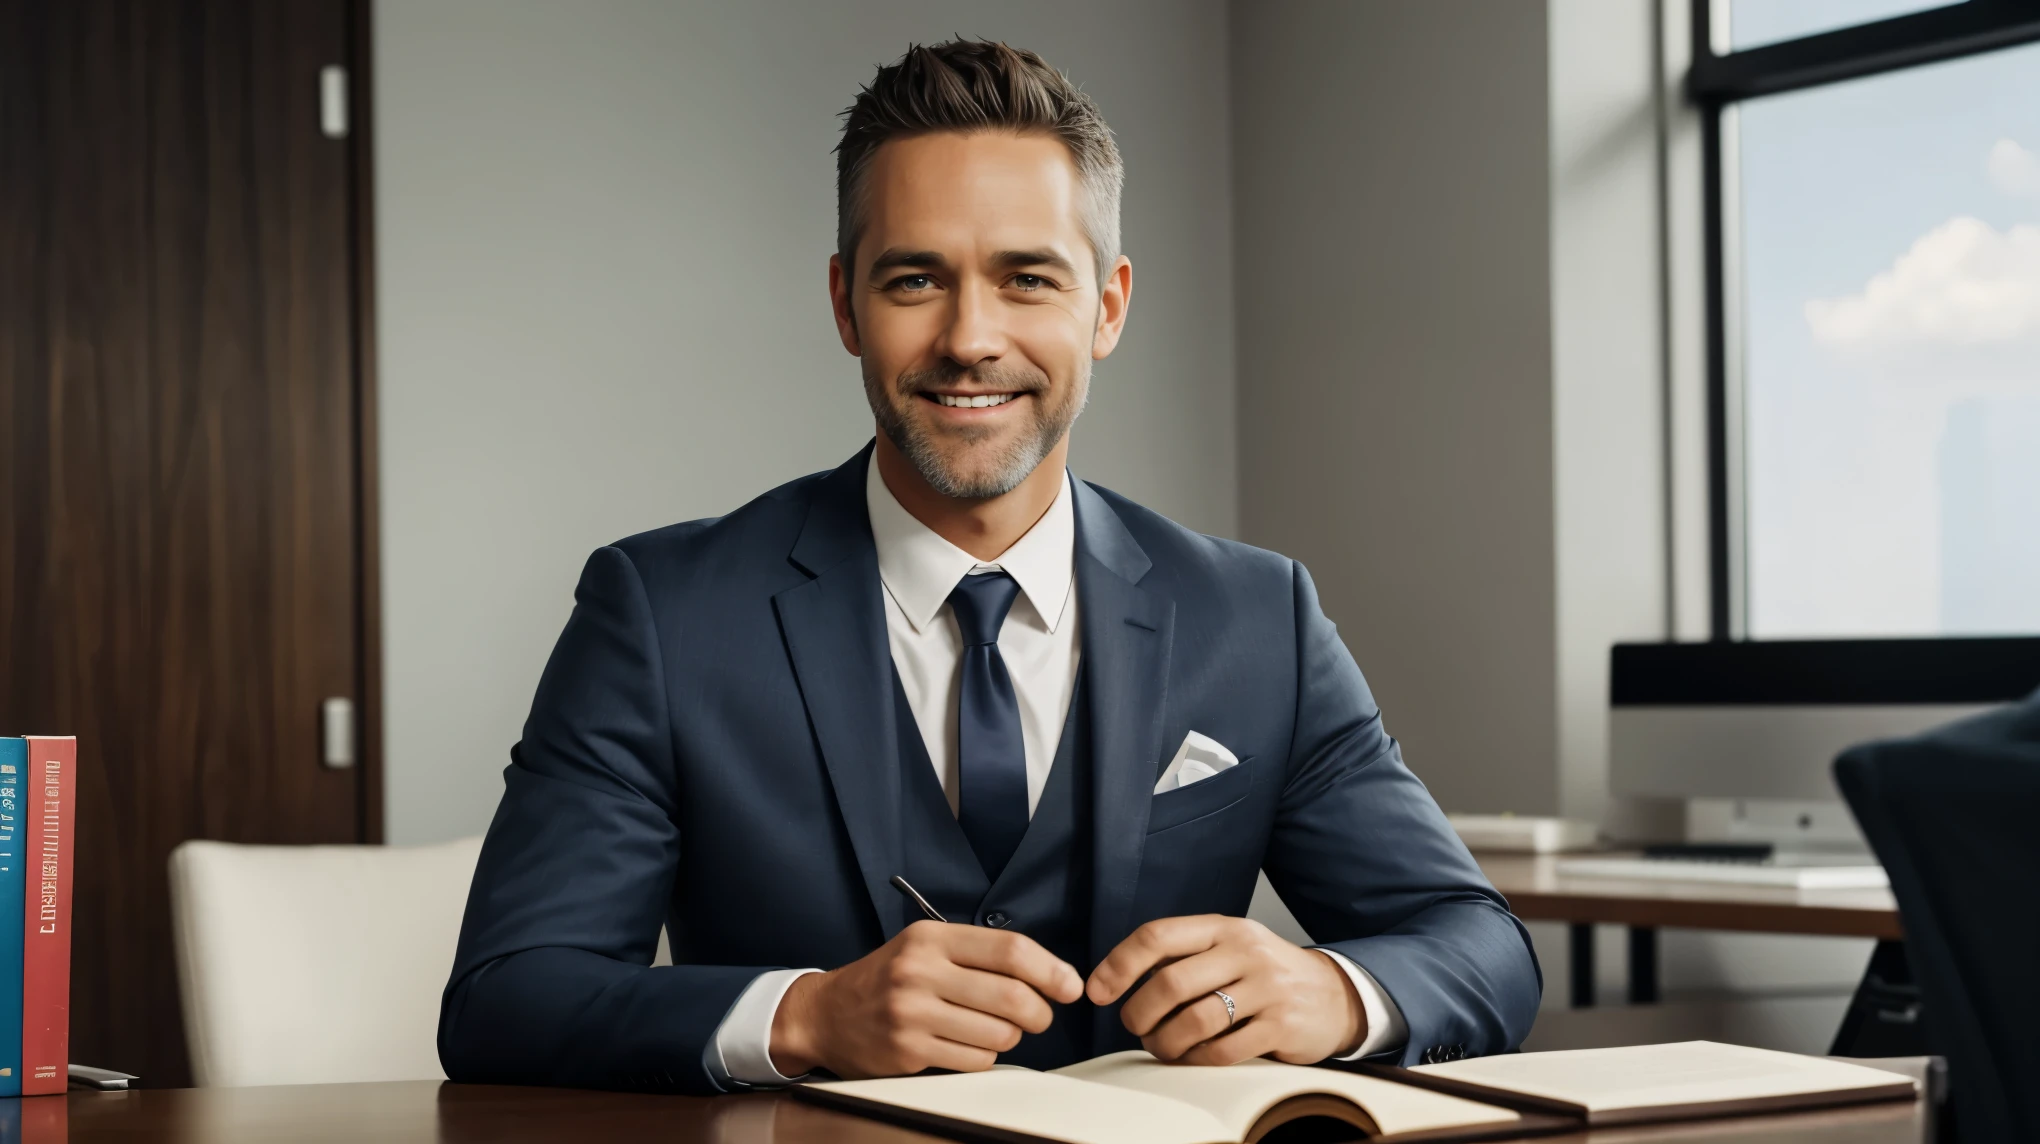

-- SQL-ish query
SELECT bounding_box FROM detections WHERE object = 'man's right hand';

[768,920,1084,1079]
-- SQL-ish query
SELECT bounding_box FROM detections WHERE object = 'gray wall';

[1230,0,1866,1025]
[1548,0,1676,832]
[375,0,1237,843]
[1232,0,1561,816]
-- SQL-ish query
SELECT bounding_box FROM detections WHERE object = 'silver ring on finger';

[1212,989,1237,1027]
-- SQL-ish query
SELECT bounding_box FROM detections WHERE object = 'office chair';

[1835,690,2040,1144]
[169,837,483,1086]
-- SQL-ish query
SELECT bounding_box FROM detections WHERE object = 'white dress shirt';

[706,457,1406,1088]
[869,456,1082,816]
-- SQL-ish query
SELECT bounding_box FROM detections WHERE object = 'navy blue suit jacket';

[440,446,1541,1092]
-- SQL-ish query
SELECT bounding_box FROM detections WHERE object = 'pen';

[890,875,949,923]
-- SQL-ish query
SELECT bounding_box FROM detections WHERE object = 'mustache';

[894,361,1051,398]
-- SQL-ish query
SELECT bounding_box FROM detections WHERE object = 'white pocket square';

[1153,731,1240,794]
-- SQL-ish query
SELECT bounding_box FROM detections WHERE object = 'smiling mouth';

[926,392,1019,409]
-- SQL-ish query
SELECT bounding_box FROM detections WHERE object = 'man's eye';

[1011,274,1048,291]
[893,275,935,292]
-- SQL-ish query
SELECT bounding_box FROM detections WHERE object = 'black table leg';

[1569,922,1595,1008]
[1627,925,1659,1004]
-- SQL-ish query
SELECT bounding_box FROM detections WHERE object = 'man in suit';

[440,39,1539,1094]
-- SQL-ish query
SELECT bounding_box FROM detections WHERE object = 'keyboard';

[1554,851,1889,889]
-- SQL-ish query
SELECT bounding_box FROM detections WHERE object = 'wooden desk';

[1476,854,1902,1008]
[42,1068,1930,1143]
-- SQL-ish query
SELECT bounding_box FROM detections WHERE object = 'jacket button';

[984,911,1011,928]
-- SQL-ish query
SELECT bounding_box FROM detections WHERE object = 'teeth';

[937,393,1016,408]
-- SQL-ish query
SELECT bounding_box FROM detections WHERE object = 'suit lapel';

[774,445,908,940]
[1072,482,1175,975]
[771,459,1174,956]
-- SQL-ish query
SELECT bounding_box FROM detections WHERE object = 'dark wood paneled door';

[0,0,379,1087]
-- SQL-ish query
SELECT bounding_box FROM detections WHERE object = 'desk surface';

[1477,853,1902,940]
[47,1067,1930,1144]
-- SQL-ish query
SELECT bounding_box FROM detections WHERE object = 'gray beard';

[865,361,1086,500]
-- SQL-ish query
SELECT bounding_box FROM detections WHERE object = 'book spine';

[21,737,74,1096]
[0,739,24,1097]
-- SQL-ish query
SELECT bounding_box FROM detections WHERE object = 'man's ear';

[828,254,862,356]
[1091,255,1133,360]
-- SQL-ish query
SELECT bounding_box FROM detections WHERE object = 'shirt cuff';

[707,967,823,1090]
[1314,948,1409,1061]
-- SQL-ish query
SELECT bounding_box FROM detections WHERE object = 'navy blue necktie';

[949,571,1028,881]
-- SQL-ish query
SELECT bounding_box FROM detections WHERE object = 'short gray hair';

[835,39,1124,281]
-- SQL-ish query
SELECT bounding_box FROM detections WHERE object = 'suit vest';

[892,668,1095,1069]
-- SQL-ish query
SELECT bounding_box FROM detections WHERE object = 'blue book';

[0,737,23,1096]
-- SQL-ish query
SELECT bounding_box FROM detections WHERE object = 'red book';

[21,736,74,1096]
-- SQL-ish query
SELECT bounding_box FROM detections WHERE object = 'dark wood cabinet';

[0,0,380,1087]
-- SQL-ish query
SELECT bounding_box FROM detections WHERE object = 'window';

[1725,0,1964,51]
[1691,0,2040,639]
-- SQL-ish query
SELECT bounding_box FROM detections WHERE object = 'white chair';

[168,836,483,1087]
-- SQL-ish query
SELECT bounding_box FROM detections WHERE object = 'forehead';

[857,131,1086,260]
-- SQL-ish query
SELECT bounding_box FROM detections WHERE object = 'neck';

[874,434,1069,562]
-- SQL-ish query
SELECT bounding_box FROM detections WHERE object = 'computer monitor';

[1609,637,2040,809]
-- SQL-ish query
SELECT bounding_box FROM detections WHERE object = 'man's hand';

[1086,916,1363,1066]
[770,921,1084,1079]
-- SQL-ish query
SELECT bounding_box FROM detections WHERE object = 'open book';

[1379,1041,1917,1125]
[793,1042,1918,1144]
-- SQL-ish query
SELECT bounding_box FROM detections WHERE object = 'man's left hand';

[1085,916,1363,1065]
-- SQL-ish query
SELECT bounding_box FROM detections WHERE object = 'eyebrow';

[866,249,948,280]
[990,249,1079,279]
[864,247,1082,282]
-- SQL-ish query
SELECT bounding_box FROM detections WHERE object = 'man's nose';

[936,279,1009,368]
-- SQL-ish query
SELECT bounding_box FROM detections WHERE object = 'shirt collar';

[864,452,1076,635]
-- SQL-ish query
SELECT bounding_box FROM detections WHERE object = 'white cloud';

[1805,216,2040,347]
[1988,138,2040,200]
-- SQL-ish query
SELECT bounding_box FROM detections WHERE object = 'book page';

[1415,1041,1918,1117]
[808,1068,1233,1144]
[1055,1051,1523,1139]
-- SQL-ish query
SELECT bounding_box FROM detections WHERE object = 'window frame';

[1685,0,2040,640]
